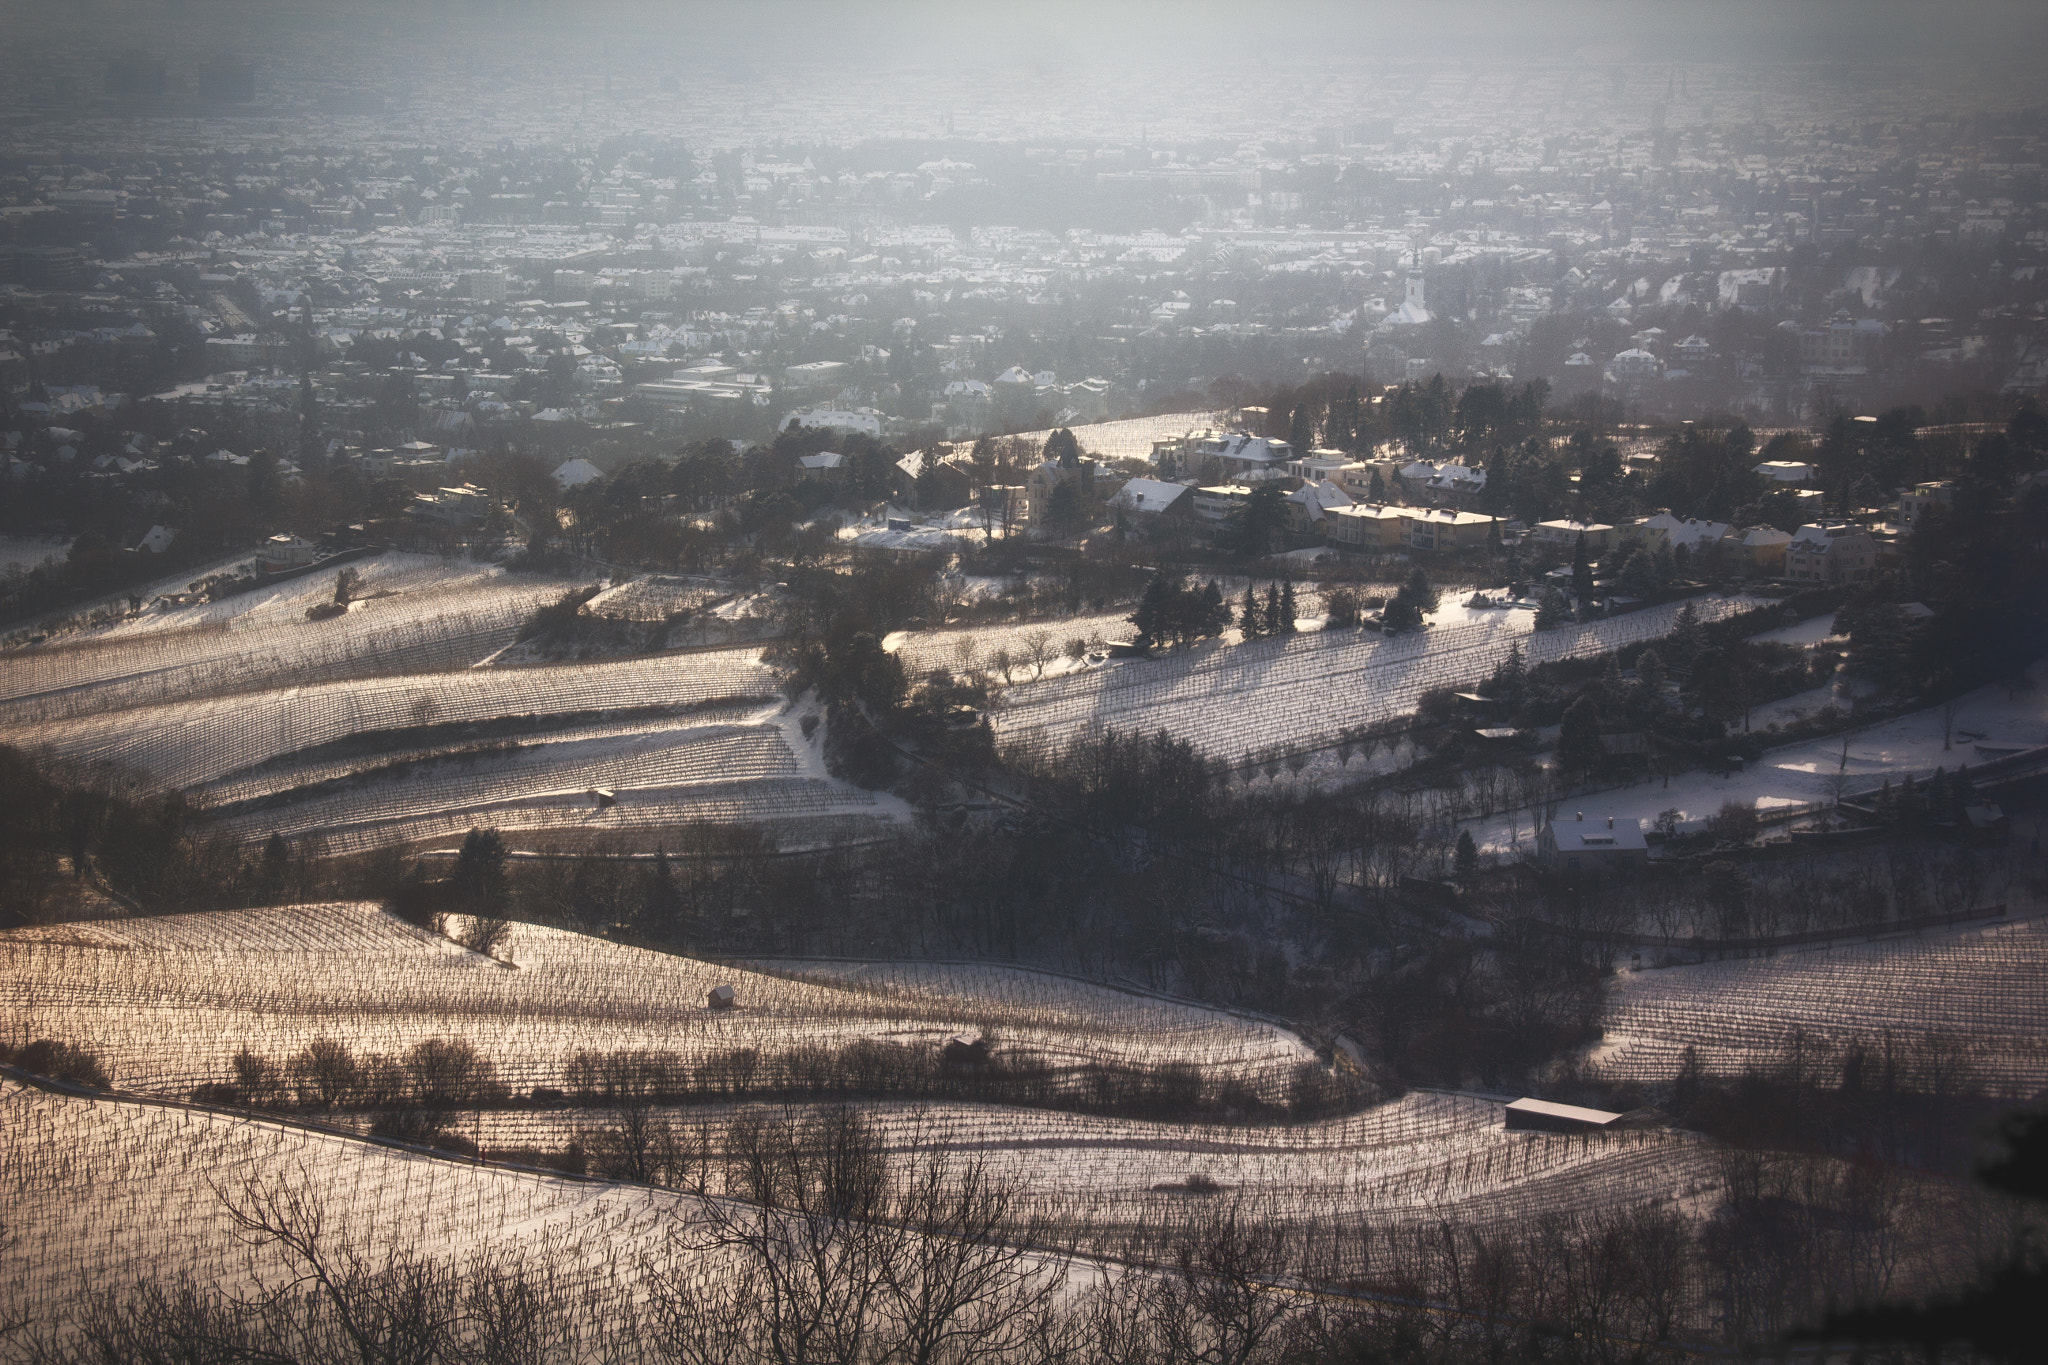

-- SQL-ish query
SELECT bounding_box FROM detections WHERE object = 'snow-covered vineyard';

[208,712,886,855]
[985,594,1764,763]
[0,905,1316,1104]
[1595,918,2048,1096]
[1,1078,676,1337]
[13,651,781,791]
[0,556,573,727]
[0,552,922,847]
[473,1090,1728,1247]
[0,1078,1713,1328]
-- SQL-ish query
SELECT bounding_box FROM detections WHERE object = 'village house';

[1403,507,1498,552]
[1637,511,1731,556]
[1111,477,1194,526]
[1785,521,1876,584]
[1192,484,1254,528]
[1024,451,1097,527]
[1533,519,1617,554]
[552,457,603,489]
[1536,813,1649,872]
[1324,502,1410,552]
[1896,480,1954,532]
[797,450,846,484]
[1733,525,1793,577]
[1187,432,1294,481]
[258,533,320,572]
[1282,479,1354,535]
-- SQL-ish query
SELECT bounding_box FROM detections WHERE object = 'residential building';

[1323,503,1409,552]
[552,457,603,489]
[1786,521,1876,583]
[1536,813,1649,872]
[1112,477,1195,524]
[1192,484,1253,526]
[1897,480,1954,532]
[1404,507,1498,551]
[1533,520,1617,554]
[258,534,320,571]
[1799,310,1887,373]
[1282,479,1354,535]
[798,451,845,483]
[1754,459,1816,483]
[1638,512,1731,555]
[1187,433,1293,480]
[1734,525,1793,576]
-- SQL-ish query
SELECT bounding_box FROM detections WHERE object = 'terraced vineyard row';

[0,906,1316,1104]
[1597,919,2048,1095]
[7,650,780,790]
[987,595,1760,762]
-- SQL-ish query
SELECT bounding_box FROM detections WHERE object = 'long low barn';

[1504,1097,1623,1133]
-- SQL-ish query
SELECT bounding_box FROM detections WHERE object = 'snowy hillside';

[0,904,1316,1105]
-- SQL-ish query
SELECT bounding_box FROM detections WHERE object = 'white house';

[552,458,604,489]
[1639,512,1732,555]
[1754,460,1816,484]
[1113,477,1194,523]
[1786,522,1876,584]
[1536,814,1648,871]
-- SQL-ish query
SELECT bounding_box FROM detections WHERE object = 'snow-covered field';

[1,1077,672,1334]
[981,594,1764,764]
[1466,660,2048,858]
[0,1076,1720,1327]
[1594,917,2048,1096]
[11,649,783,791]
[0,553,576,727]
[946,411,1221,465]
[474,1090,1723,1245]
[210,703,901,854]
[0,904,1314,1105]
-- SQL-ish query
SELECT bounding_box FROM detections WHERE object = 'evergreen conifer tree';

[1454,829,1479,880]
[1279,578,1299,634]
[1240,583,1262,638]
[1199,580,1227,637]
[1559,693,1604,782]
[1264,583,1284,637]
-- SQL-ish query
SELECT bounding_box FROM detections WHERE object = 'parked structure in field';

[1505,1097,1623,1133]
[707,984,736,1011]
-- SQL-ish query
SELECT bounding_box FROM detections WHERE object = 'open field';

[942,411,1222,465]
[1592,917,2048,1096]
[0,904,1316,1105]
